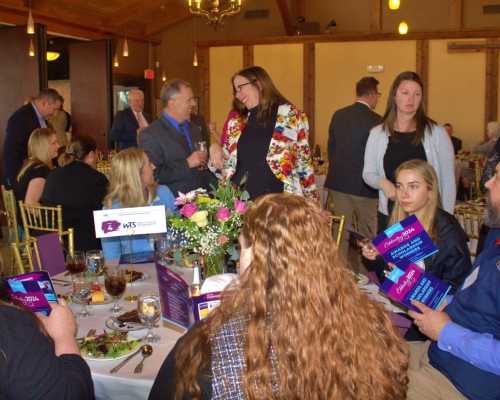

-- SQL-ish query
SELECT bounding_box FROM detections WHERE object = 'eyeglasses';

[235,80,256,93]
[376,92,382,98]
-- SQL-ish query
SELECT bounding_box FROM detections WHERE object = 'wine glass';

[137,292,161,343]
[66,251,86,277]
[104,269,127,314]
[86,250,105,285]
[194,141,208,170]
[73,273,94,318]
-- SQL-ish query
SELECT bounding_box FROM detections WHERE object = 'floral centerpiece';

[167,177,251,277]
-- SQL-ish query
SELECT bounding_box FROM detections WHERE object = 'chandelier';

[188,0,242,29]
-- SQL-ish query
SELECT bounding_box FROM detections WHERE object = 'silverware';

[110,345,145,374]
[77,329,96,343]
[134,345,153,374]
[53,282,72,287]
[110,316,159,328]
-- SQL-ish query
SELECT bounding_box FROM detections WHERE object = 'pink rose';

[216,208,232,222]
[179,203,198,218]
[218,236,228,245]
[234,200,249,214]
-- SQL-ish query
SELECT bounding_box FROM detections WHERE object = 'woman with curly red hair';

[149,193,409,400]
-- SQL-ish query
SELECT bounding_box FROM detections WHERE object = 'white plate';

[72,294,114,306]
[105,318,146,332]
[126,272,151,284]
[355,274,369,286]
[81,334,141,361]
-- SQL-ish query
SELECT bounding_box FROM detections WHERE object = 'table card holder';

[124,228,138,302]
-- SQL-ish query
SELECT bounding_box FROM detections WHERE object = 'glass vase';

[202,251,225,278]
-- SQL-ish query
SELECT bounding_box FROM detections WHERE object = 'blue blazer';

[2,103,44,189]
[110,107,152,151]
[101,185,177,260]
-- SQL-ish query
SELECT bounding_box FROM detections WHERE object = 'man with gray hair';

[110,89,151,150]
[2,88,63,189]
[139,79,213,195]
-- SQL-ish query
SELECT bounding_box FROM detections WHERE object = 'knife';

[109,345,145,374]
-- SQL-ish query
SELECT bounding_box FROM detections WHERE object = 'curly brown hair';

[173,194,409,399]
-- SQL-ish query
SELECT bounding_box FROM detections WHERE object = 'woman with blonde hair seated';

[14,128,59,221]
[149,194,409,400]
[41,133,108,252]
[101,148,177,260]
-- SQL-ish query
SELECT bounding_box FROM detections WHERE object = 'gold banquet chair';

[325,190,350,248]
[1,185,22,273]
[11,238,41,274]
[18,201,74,256]
[455,208,483,258]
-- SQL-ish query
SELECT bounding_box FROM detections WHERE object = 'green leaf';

[173,250,184,263]
[241,191,250,201]
[187,253,200,261]
[239,175,247,185]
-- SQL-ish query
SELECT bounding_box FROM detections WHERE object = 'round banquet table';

[53,261,193,400]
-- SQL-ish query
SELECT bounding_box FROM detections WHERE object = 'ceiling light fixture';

[114,52,119,67]
[189,0,242,30]
[123,0,129,56]
[27,0,34,34]
[29,38,35,56]
[193,16,198,67]
[388,0,400,10]
[46,51,60,61]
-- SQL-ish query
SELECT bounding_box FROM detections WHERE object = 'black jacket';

[368,208,472,294]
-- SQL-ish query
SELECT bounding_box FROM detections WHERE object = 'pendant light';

[27,0,34,34]
[29,38,35,56]
[399,21,408,34]
[388,0,400,10]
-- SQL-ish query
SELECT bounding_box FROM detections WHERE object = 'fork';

[85,328,96,338]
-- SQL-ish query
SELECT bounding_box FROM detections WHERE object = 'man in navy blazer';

[110,89,152,150]
[2,88,63,189]
[139,79,215,196]
[324,77,381,268]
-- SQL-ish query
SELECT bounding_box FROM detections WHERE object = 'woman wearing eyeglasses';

[209,66,320,206]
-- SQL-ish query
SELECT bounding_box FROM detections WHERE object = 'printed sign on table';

[93,205,167,238]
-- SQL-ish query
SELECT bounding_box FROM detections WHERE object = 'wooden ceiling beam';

[276,0,295,36]
[144,9,192,36]
[0,2,160,43]
[33,0,60,11]
[103,0,169,27]
[294,0,305,22]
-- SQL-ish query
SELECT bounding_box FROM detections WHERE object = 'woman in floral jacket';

[209,66,319,206]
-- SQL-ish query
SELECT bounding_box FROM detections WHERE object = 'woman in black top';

[14,128,59,212]
[41,133,108,252]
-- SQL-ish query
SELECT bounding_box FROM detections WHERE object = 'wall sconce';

[399,21,408,34]
[388,0,400,10]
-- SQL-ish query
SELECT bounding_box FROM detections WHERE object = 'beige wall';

[209,46,243,142]
[254,44,304,109]
[315,40,416,151]
[428,39,486,151]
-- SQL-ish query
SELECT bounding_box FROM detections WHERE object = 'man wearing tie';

[139,79,213,195]
[2,88,63,189]
[110,89,152,150]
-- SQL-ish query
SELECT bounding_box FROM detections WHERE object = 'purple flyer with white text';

[372,214,438,265]
[379,261,450,313]
[1,271,57,315]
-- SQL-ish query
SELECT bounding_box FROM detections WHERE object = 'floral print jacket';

[210,102,319,206]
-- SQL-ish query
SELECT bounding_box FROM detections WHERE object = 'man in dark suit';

[110,89,152,151]
[139,79,214,196]
[324,77,382,269]
[2,88,63,189]
[444,123,462,155]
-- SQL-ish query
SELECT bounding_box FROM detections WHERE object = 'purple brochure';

[192,292,221,322]
[155,262,191,330]
[372,214,438,265]
[1,271,57,315]
[379,261,450,313]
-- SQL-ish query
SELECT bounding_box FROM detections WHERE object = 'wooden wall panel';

[70,40,112,150]
[303,43,315,146]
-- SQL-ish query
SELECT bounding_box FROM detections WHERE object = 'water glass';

[194,141,208,170]
[104,269,127,314]
[86,250,105,284]
[73,273,94,318]
[137,292,161,343]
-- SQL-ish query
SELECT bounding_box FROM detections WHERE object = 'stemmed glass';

[137,292,161,343]
[73,273,94,318]
[104,269,127,314]
[155,236,177,271]
[86,250,105,285]
[194,141,208,170]
[66,251,86,277]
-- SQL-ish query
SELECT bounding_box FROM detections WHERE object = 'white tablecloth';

[54,261,193,400]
